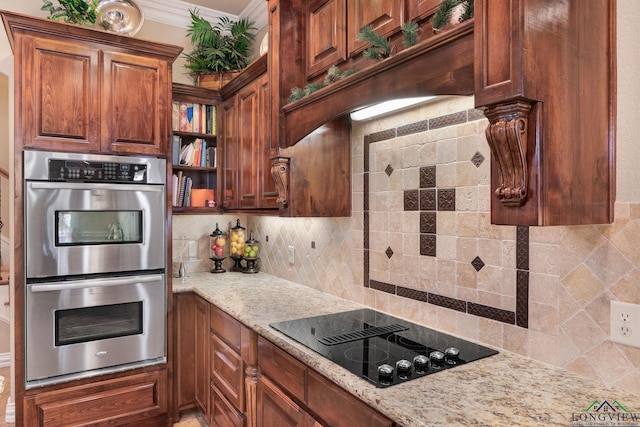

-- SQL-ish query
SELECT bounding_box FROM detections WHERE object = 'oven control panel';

[48,159,148,183]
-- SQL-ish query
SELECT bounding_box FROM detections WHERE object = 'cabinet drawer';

[210,383,245,427]
[307,370,393,427]
[212,305,242,352]
[23,370,167,427]
[211,332,245,411]
[257,336,306,404]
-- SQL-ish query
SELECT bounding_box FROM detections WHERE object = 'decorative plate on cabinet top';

[96,0,144,36]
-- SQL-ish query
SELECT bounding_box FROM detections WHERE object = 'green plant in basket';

[41,0,99,27]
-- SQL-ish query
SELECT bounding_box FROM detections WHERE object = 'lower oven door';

[25,273,166,388]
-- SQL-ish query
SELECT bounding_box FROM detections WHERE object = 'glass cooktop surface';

[270,308,498,388]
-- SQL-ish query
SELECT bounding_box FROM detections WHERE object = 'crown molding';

[137,0,267,32]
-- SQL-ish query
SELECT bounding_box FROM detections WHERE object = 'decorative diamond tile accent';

[397,286,429,302]
[437,188,456,211]
[471,151,485,168]
[429,111,467,130]
[420,166,436,188]
[516,270,529,328]
[385,247,394,259]
[471,256,485,272]
[516,226,529,270]
[420,234,436,257]
[397,119,429,137]
[420,189,437,210]
[468,303,516,324]
[467,108,487,122]
[367,128,396,143]
[404,189,419,211]
[385,164,394,177]
[370,280,396,294]
[420,212,436,234]
[428,293,467,312]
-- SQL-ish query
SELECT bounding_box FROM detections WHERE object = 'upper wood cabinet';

[346,0,405,57]
[306,0,347,78]
[221,56,278,211]
[408,0,441,22]
[4,11,181,156]
[474,0,615,225]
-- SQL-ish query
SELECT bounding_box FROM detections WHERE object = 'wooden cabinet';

[221,56,277,211]
[408,0,441,22]
[172,83,222,213]
[306,0,347,78]
[257,336,394,427]
[7,12,180,156]
[305,0,406,79]
[346,0,405,57]
[209,304,257,426]
[174,293,197,413]
[195,296,211,414]
[23,370,168,426]
[474,0,615,225]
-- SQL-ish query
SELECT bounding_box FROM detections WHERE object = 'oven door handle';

[28,182,163,192]
[30,274,164,292]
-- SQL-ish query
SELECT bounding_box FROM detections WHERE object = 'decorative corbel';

[270,157,290,207]
[483,101,533,207]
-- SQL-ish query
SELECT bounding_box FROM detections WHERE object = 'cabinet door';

[257,74,279,208]
[306,0,347,78]
[210,384,244,427]
[307,370,393,427]
[195,296,210,415]
[347,0,405,57]
[19,36,100,152]
[238,81,260,208]
[256,376,306,427]
[222,96,238,208]
[174,293,196,411]
[23,370,167,426]
[102,50,170,155]
[211,333,245,412]
[408,0,441,22]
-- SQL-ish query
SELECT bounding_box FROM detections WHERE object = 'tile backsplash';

[176,94,640,396]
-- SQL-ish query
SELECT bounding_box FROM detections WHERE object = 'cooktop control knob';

[378,364,394,382]
[396,359,412,377]
[429,350,445,366]
[444,347,460,365]
[413,355,429,372]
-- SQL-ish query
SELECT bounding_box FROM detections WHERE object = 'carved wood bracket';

[270,157,290,207]
[483,101,533,207]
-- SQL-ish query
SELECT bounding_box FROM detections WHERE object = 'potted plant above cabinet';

[183,9,257,89]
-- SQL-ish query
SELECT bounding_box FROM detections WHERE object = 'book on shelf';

[172,101,217,135]
[172,172,215,208]
[177,138,215,167]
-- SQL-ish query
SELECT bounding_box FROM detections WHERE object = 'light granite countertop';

[173,272,640,427]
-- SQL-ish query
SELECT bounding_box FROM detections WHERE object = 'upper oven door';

[25,181,166,279]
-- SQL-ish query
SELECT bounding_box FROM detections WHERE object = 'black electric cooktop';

[270,308,498,388]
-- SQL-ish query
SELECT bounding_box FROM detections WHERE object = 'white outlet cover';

[610,301,640,348]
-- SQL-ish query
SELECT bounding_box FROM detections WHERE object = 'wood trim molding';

[0,167,8,179]
[483,101,533,207]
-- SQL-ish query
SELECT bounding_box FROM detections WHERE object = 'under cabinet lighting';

[350,97,437,121]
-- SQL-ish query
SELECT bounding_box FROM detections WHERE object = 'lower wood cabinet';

[23,370,168,427]
[256,375,317,427]
[257,335,394,427]
[175,294,395,427]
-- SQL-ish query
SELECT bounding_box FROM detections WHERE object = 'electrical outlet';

[287,245,295,265]
[610,301,640,348]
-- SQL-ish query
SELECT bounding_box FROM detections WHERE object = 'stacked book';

[172,101,216,135]
[173,137,216,168]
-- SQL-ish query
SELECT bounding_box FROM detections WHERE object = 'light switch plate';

[287,245,295,265]
[610,301,640,348]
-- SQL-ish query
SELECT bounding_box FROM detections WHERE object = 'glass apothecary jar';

[243,233,259,273]
[209,223,228,273]
[229,219,246,272]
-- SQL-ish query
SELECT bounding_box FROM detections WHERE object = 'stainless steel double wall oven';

[24,150,167,388]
